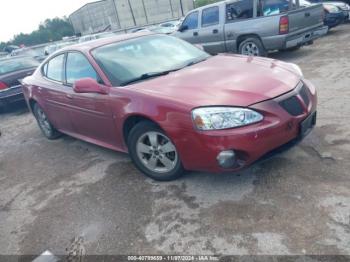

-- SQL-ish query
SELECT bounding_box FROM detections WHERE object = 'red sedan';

[22,33,317,181]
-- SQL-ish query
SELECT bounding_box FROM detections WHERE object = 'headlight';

[289,63,303,77]
[192,107,263,130]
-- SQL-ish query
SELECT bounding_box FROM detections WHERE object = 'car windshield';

[92,34,210,86]
[0,57,39,76]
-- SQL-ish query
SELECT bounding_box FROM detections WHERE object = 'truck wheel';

[33,103,61,140]
[127,121,185,181]
[238,38,267,57]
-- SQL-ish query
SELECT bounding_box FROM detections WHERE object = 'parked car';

[3,45,19,54]
[0,56,39,111]
[309,0,350,19]
[300,0,347,28]
[174,0,328,56]
[44,42,75,56]
[78,32,116,43]
[10,47,47,62]
[22,33,317,181]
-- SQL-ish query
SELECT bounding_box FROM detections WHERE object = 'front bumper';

[0,85,25,107]
[170,79,317,173]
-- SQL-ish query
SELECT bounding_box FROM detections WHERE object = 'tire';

[127,121,185,181]
[33,103,61,140]
[238,37,267,57]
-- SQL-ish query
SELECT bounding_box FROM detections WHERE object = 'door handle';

[213,29,219,34]
[193,32,198,36]
[305,12,310,17]
[66,94,73,99]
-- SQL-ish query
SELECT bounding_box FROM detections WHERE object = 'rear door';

[40,53,74,133]
[197,5,226,54]
[64,51,118,146]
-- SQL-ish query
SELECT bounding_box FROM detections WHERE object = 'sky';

[0,0,94,42]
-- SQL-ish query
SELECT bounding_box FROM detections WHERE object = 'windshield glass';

[0,57,39,76]
[92,35,210,86]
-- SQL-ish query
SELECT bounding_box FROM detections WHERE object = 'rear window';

[259,0,290,16]
[0,57,39,76]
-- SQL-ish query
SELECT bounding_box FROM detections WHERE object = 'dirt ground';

[0,24,350,258]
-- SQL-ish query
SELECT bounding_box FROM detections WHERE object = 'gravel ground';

[0,24,350,258]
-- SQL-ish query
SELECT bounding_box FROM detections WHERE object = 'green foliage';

[194,0,223,7]
[2,17,74,48]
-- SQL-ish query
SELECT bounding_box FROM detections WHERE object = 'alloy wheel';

[36,107,52,137]
[136,131,178,173]
[241,42,260,56]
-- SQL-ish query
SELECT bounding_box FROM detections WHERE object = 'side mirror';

[73,78,107,94]
[178,25,188,32]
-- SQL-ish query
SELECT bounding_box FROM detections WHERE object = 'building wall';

[69,0,194,35]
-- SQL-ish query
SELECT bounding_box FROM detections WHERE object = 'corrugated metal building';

[69,0,194,35]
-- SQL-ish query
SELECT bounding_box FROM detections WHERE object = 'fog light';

[217,150,236,169]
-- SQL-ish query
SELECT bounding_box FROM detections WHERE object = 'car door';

[197,6,226,54]
[64,51,118,146]
[40,53,74,133]
[176,11,201,45]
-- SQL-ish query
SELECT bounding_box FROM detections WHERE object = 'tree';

[194,0,222,7]
[3,17,75,49]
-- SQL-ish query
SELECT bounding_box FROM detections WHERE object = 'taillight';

[0,81,8,90]
[279,16,289,35]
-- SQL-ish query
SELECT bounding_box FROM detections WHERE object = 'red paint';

[23,34,317,173]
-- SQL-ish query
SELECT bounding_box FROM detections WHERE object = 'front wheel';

[33,103,61,140]
[238,37,267,57]
[127,121,185,181]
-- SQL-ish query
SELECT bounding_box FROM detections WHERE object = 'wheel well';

[123,115,160,144]
[29,99,37,111]
[236,34,264,51]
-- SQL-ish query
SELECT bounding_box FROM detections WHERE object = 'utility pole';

[127,0,137,26]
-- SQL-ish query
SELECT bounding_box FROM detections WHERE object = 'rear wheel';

[33,103,61,140]
[127,121,185,181]
[238,37,267,57]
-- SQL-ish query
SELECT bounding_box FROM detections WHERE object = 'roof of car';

[60,31,154,53]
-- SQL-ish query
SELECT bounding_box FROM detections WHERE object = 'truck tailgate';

[288,4,324,35]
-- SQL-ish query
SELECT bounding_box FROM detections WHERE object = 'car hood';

[130,54,302,108]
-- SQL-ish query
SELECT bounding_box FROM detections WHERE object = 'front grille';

[299,84,310,107]
[279,96,304,116]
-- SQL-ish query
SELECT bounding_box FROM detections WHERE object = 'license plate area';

[300,111,317,138]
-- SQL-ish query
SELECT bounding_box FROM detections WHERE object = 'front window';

[182,11,199,30]
[0,57,39,76]
[92,35,210,86]
[226,0,254,20]
[65,52,98,85]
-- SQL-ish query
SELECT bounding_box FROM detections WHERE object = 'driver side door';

[176,11,201,45]
[64,51,118,147]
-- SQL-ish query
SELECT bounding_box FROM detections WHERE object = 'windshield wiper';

[121,71,172,86]
[120,58,209,86]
